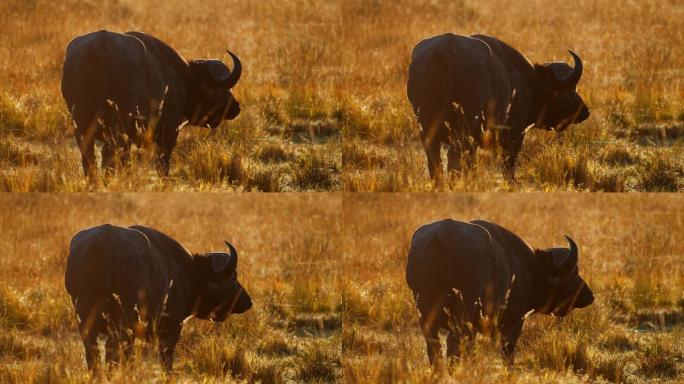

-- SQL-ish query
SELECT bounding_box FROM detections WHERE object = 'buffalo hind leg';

[76,132,96,179]
[444,287,477,362]
[119,141,132,169]
[422,135,443,183]
[103,290,139,367]
[72,105,101,179]
[101,137,131,175]
[447,145,462,175]
[446,325,475,362]
[420,316,442,366]
[101,141,116,175]
[75,297,106,370]
[105,333,134,368]
[81,331,101,371]
[447,143,477,177]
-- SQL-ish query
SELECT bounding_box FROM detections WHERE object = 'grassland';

[1,194,682,383]
[342,194,684,383]
[1,0,682,191]
[0,0,341,191]
[340,0,684,191]
[0,194,341,382]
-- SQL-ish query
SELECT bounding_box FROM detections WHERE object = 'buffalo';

[61,30,243,177]
[406,219,594,365]
[407,33,590,181]
[65,224,252,371]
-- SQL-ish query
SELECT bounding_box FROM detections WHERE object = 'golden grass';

[340,0,684,191]
[0,194,341,382]
[1,0,682,191]
[341,193,684,383]
[0,0,341,191]
[1,194,683,382]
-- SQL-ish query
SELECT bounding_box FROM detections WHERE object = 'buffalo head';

[535,51,590,131]
[533,235,594,316]
[193,241,252,320]
[189,51,243,128]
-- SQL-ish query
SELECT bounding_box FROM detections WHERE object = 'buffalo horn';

[223,50,242,89]
[557,50,583,87]
[556,235,579,275]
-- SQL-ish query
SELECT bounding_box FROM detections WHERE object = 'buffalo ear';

[190,60,230,84]
[553,236,579,276]
[206,241,239,275]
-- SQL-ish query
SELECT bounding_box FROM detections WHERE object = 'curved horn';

[224,240,238,270]
[556,235,579,275]
[559,50,583,87]
[223,50,242,89]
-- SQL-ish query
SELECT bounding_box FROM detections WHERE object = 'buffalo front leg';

[501,132,524,182]
[155,151,170,177]
[501,338,516,365]
[158,324,182,371]
[500,320,523,365]
[154,126,179,177]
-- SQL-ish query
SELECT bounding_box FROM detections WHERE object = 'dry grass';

[1,194,683,382]
[341,194,684,383]
[340,0,684,191]
[0,194,341,383]
[1,0,682,191]
[0,0,341,191]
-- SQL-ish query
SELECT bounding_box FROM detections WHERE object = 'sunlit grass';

[0,0,341,192]
[339,0,684,191]
[0,194,342,383]
[341,194,684,383]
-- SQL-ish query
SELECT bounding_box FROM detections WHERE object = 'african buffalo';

[61,30,243,177]
[406,219,594,365]
[65,224,252,371]
[407,34,590,181]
